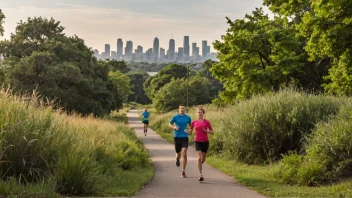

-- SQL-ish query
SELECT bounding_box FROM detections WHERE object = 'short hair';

[179,104,185,107]
[197,106,205,114]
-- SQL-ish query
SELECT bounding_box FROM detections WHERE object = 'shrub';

[213,89,346,164]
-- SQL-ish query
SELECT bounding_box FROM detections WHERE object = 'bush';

[0,89,152,196]
[212,89,346,164]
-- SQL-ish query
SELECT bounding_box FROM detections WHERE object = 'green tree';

[0,9,5,36]
[144,64,188,101]
[297,0,352,95]
[197,59,223,101]
[108,71,132,103]
[0,17,122,115]
[212,8,322,103]
[127,71,150,104]
[101,59,130,73]
[153,76,212,112]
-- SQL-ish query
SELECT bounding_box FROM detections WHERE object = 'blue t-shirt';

[142,111,150,121]
[170,114,191,138]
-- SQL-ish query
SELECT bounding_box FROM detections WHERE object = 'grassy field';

[0,89,153,197]
[147,92,352,197]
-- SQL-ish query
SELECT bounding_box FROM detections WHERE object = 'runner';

[142,108,150,136]
[169,104,192,178]
[186,106,214,181]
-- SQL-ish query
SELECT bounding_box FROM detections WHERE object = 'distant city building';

[96,36,213,63]
[137,45,144,61]
[146,48,153,62]
[177,47,184,62]
[202,40,207,60]
[192,43,197,57]
[125,40,133,61]
[104,44,111,58]
[153,37,159,61]
[111,51,117,59]
[160,48,165,60]
[183,36,190,57]
[117,39,123,60]
[168,38,175,61]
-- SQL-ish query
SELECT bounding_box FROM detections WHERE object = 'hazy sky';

[0,0,269,53]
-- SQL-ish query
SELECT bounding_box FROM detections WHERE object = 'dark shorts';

[174,137,189,153]
[142,120,149,124]
[195,141,209,153]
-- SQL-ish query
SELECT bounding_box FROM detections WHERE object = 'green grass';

[207,156,352,197]
[101,166,154,196]
[0,89,154,197]
[147,93,352,197]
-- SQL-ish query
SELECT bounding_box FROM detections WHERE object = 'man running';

[142,108,150,136]
[169,104,191,178]
[186,106,214,181]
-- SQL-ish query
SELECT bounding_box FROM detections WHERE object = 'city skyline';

[96,36,214,63]
[0,0,270,52]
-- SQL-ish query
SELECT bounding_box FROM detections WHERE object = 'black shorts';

[174,137,189,153]
[142,120,149,124]
[195,141,209,153]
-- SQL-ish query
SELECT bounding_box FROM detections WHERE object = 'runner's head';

[144,107,148,111]
[179,104,186,115]
[197,106,205,119]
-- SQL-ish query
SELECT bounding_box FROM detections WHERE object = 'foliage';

[127,71,150,104]
[0,89,153,196]
[214,89,346,164]
[0,9,5,36]
[0,17,122,116]
[108,71,132,103]
[197,59,223,101]
[153,76,212,112]
[143,64,188,100]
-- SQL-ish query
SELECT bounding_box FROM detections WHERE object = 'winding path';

[127,109,265,198]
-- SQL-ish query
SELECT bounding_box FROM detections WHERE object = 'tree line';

[212,0,352,103]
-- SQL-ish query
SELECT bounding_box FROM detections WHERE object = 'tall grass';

[212,90,348,164]
[0,88,153,197]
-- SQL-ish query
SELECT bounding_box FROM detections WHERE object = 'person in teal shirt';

[142,108,150,136]
[169,104,191,178]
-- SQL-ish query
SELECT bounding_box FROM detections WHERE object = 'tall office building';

[160,48,165,60]
[153,37,159,61]
[192,43,197,57]
[202,40,207,59]
[177,47,184,61]
[137,45,143,61]
[125,41,133,60]
[183,36,190,57]
[117,39,123,59]
[111,51,117,59]
[104,44,110,58]
[168,39,175,61]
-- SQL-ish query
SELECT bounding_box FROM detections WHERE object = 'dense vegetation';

[0,89,153,197]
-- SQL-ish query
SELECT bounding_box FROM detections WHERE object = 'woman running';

[186,106,214,181]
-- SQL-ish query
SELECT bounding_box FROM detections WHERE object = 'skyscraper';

[117,39,123,59]
[125,41,133,60]
[202,40,207,59]
[168,39,175,61]
[104,44,110,58]
[137,45,143,61]
[160,48,165,60]
[177,47,184,62]
[153,37,159,61]
[192,42,197,57]
[183,36,190,57]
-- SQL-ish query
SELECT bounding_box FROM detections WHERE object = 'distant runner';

[186,106,214,181]
[142,108,150,136]
[169,104,191,178]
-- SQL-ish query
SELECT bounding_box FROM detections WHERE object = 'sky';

[0,0,269,53]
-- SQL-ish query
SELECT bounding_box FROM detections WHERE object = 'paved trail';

[128,110,265,198]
